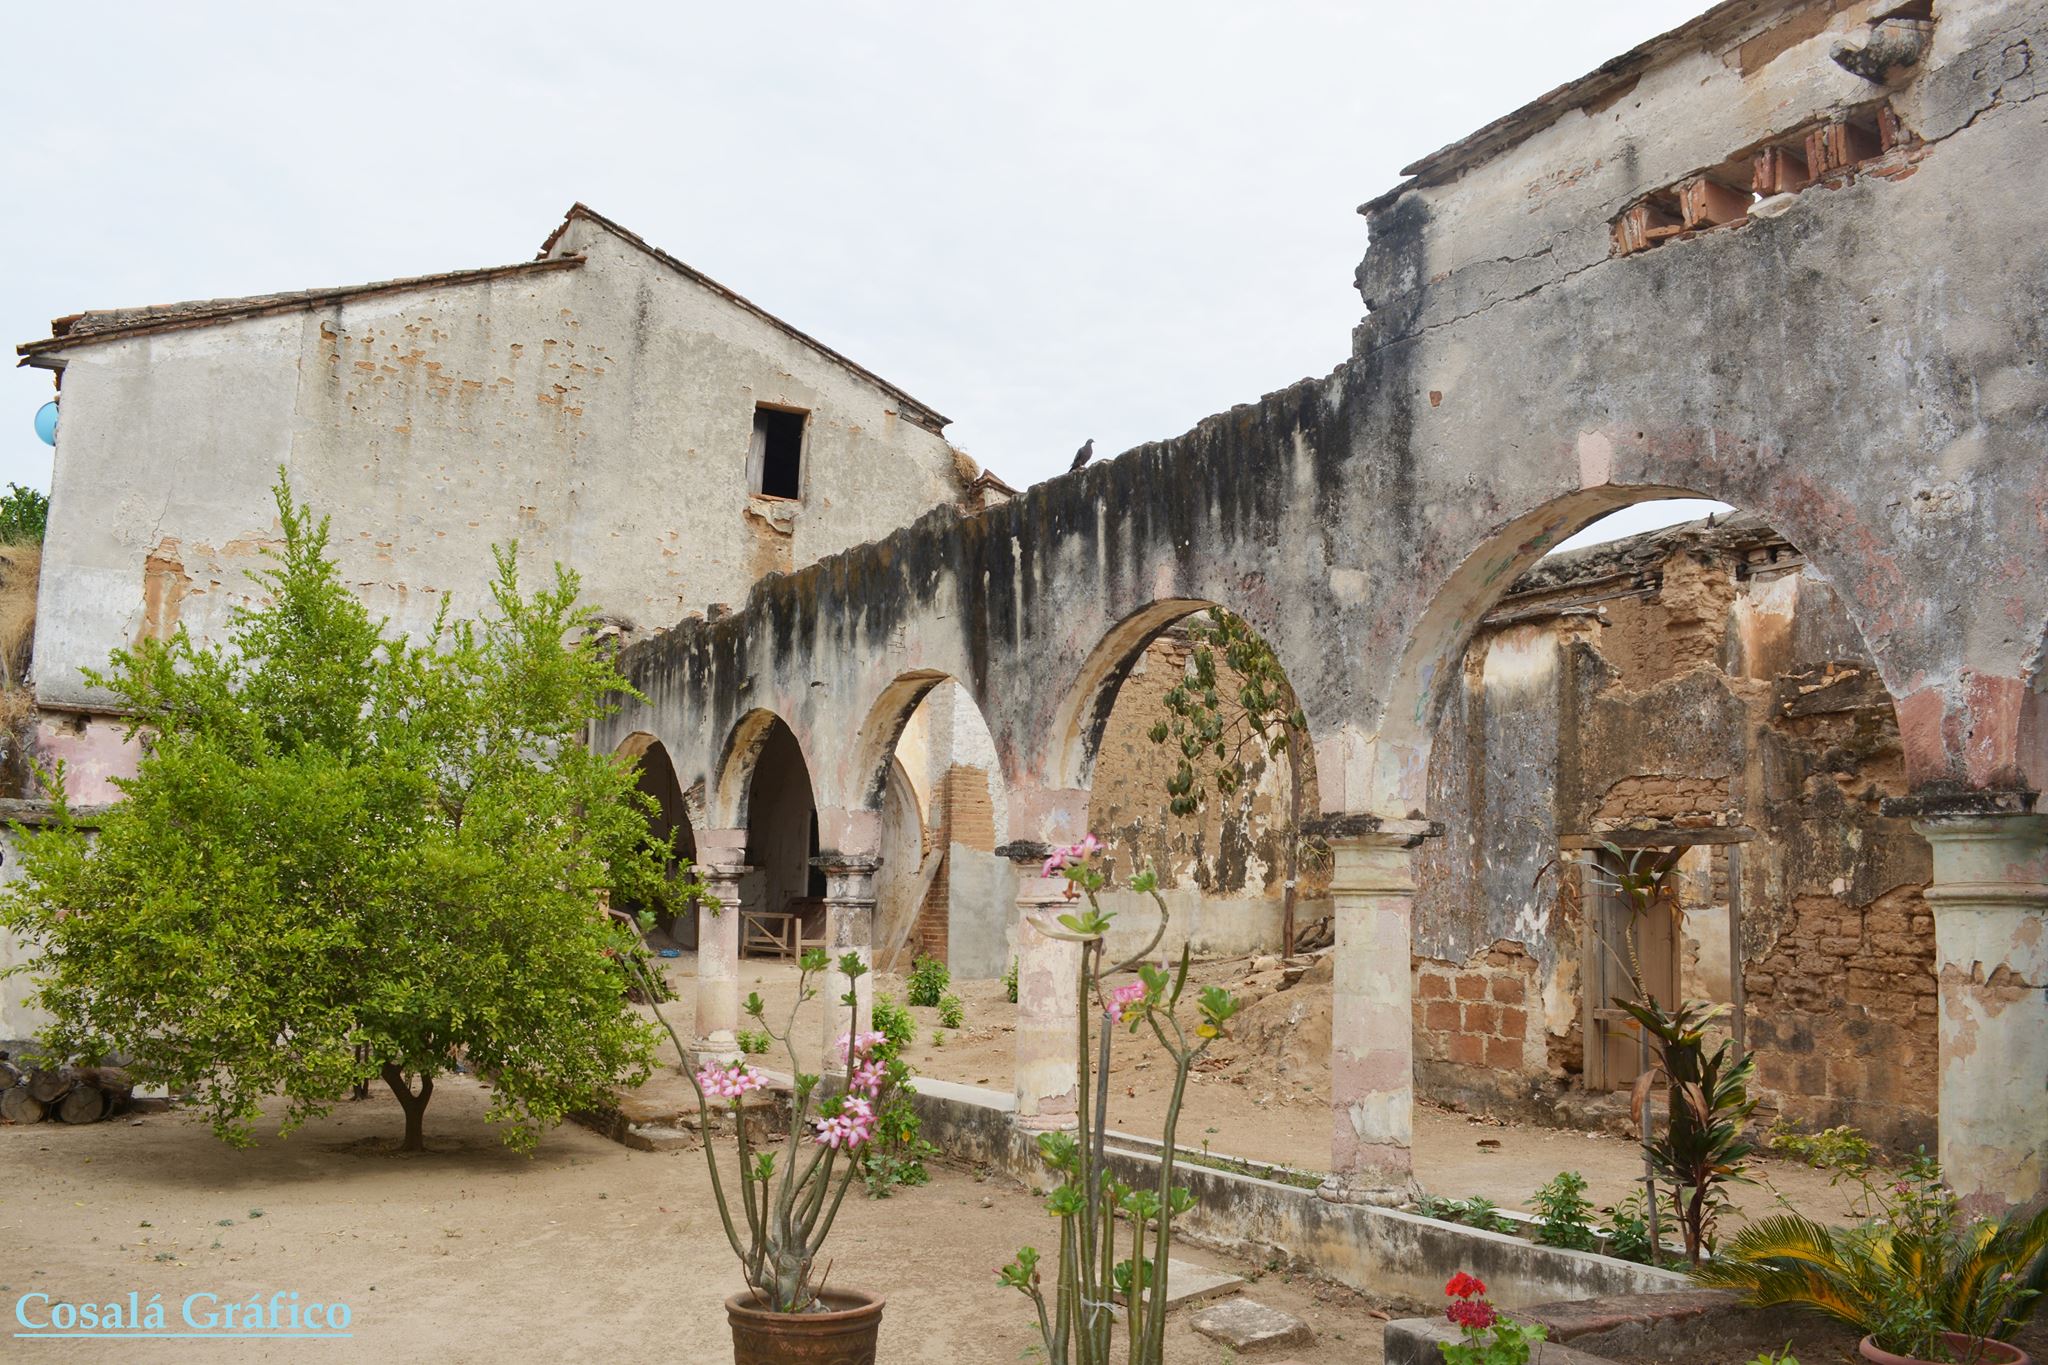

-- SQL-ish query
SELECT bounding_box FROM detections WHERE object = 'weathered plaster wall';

[0,826,44,1043]
[27,211,967,728]
[594,0,2048,858]
[1413,517,1937,1148]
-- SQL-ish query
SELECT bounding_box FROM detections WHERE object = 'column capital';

[810,852,882,877]
[1881,788,2039,821]
[994,839,1055,864]
[698,860,752,880]
[1304,812,1443,847]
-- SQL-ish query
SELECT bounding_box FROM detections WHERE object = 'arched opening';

[615,734,698,949]
[850,674,1010,978]
[742,718,825,959]
[1057,601,1333,1173]
[1402,496,1933,1216]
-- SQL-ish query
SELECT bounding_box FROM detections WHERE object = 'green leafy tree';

[0,475,694,1152]
[0,483,48,545]
[1144,609,1314,950]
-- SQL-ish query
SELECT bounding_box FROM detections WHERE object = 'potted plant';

[629,944,891,1363]
[1695,1149,2047,1364]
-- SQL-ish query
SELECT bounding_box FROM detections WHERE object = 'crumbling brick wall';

[1413,515,1937,1151]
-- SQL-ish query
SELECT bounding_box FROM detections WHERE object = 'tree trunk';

[380,1064,433,1152]
[1,1087,46,1124]
[27,1067,73,1105]
[57,1085,107,1124]
[1282,724,1303,957]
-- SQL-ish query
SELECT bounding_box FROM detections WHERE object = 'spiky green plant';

[1694,1154,2048,1359]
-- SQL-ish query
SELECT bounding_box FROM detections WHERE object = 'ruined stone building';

[5,202,1013,1027]
[11,0,2048,1216]
[1414,514,1936,1151]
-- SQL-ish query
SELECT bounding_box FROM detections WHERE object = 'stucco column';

[815,853,880,1067]
[1318,816,1438,1205]
[1904,803,2047,1211]
[694,860,748,1064]
[1002,843,1082,1131]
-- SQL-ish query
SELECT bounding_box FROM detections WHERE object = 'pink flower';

[1105,979,1147,1024]
[697,1061,769,1102]
[849,1058,885,1096]
[834,1030,888,1064]
[815,1095,877,1149]
[1042,834,1104,879]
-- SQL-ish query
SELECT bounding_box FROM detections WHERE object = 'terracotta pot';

[1858,1333,2030,1365]
[725,1288,884,1365]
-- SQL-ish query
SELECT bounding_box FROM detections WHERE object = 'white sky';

[3,0,1714,501]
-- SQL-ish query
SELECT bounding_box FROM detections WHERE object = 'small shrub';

[1746,1350,1800,1365]
[1002,957,1019,1004]
[735,1029,771,1055]
[1767,1118,1873,1176]
[854,993,934,1199]
[937,993,965,1029]
[0,485,48,546]
[1415,1193,1515,1234]
[870,993,914,1053]
[1530,1170,1597,1251]
[907,955,950,1007]
[1601,1189,1659,1266]
[930,1029,946,1048]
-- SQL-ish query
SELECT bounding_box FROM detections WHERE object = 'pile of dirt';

[1209,952,1333,1090]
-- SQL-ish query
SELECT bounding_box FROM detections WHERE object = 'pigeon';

[1070,438,1095,472]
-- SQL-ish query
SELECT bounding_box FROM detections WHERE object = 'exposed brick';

[1485,1035,1522,1070]
[1497,1006,1528,1041]
[1425,1000,1462,1031]
[1419,974,1451,1000]
[1463,1002,1499,1035]
[1449,1034,1487,1067]
[1491,977,1525,1004]
[1455,975,1487,1001]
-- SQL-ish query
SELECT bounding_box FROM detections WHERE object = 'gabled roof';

[18,202,954,433]
[15,256,585,362]
[538,203,948,432]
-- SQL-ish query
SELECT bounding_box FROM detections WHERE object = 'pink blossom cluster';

[849,1058,886,1095]
[834,1030,887,1065]
[1042,833,1103,879]
[815,1094,877,1149]
[698,1060,769,1102]
[1105,979,1148,1024]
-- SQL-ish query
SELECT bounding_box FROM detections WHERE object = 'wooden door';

[1582,847,1683,1092]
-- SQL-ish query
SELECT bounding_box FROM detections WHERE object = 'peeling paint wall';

[28,217,970,784]
[1414,516,1937,1149]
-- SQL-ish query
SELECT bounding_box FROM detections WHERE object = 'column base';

[1316,1170,1419,1207]
[692,1035,742,1067]
[1013,1110,1081,1136]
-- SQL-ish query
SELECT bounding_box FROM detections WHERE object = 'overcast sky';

[2,0,1719,544]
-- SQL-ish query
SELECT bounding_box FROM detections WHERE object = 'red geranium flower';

[1448,1297,1497,1330]
[1444,1271,1486,1299]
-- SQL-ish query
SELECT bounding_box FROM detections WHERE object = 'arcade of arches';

[598,6,2048,1213]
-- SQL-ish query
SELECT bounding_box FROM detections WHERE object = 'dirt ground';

[694,954,1865,1230]
[1,1076,1393,1363]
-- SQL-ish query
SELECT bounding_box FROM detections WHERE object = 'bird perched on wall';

[1070,438,1095,472]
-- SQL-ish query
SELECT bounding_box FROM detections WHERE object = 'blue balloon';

[33,402,58,446]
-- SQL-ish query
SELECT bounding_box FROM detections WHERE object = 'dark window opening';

[751,406,807,500]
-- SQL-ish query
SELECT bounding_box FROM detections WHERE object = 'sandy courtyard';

[693,955,1863,1230]
[1,1077,1392,1364]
